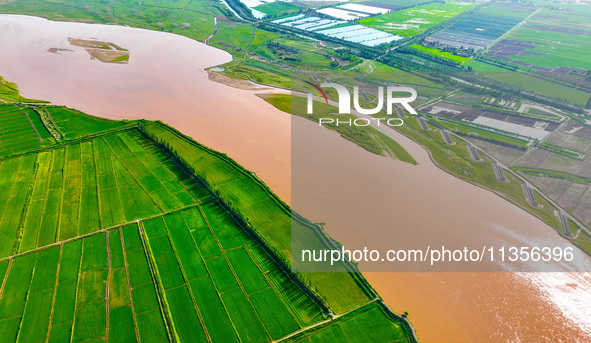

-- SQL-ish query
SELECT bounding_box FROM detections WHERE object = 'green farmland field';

[411,44,470,63]
[0,105,53,156]
[255,1,301,17]
[0,127,211,258]
[484,6,591,71]
[0,102,415,342]
[465,60,591,106]
[360,1,477,37]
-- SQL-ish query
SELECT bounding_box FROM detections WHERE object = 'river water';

[0,14,589,342]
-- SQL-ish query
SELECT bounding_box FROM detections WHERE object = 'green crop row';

[0,227,168,343]
[0,129,210,258]
[141,207,323,342]
[0,102,415,342]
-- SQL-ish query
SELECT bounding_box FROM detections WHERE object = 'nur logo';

[305,82,416,127]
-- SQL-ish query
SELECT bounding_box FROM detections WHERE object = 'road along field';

[0,103,415,343]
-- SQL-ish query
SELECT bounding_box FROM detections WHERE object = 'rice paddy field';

[410,44,470,63]
[254,1,301,17]
[0,103,415,342]
[0,105,53,157]
[353,0,433,8]
[483,5,591,71]
[359,1,477,37]
[427,3,534,50]
[465,60,591,106]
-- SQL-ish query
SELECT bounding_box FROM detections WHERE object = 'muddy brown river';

[0,14,589,342]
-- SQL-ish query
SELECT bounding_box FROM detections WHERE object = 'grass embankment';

[137,120,417,338]
[138,120,374,312]
[261,93,417,165]
[0,76,48,103]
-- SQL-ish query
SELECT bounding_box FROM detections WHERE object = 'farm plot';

[0,104,130,158]
[273,15,345,32]
[255,1,302,17]
[465,60,591,106]
[0,128,209,258]
[142,205,325,342]
[516,122,591,179]
[272,15,402,46]
[410,44,470,63]
[0,105,52,157]
[237,0,269,19]
[360,1,477,37]
[284,302,412,343]
[0,228,169,343]
[316,24,403,46]
[316,7,370,21]
[0,116,415,342]
[427,3,533,50]
[517,172,591,228]
[423,102,556,140]
[139,121,375,314]
[47,106,129,139]
[484,7,591,71]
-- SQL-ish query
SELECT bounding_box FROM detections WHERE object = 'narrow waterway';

[0,14,589,342]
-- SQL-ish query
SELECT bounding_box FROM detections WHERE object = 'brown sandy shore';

[207,70,279,91]
[1,14,590,342]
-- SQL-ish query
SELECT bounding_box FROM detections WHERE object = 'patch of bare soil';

[85,49,129,64]
[207,70,271,91]
[47,47,73,55]
[217,15,236,23]
[68,37,126,51]
[68,38,129,64]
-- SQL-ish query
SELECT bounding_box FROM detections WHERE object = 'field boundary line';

[479,8,542,57]
[118,227,142,343]
[91,140,105,231]
[160,216,214,343]
[273,299,379,343]
[197,205,274,340]
[0,259,13,298]
[0,124,137,162]
[55,147,68,244]
[0,202,204,263]
[137,222,179,343]
[101,136,165,214]
[105,231,112,340]
[24,111,43,142]
[123,131,205,205]
[11,156,39,256]
[45,245,64,343]
[68,236,84,342]
[13,253,38,343]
